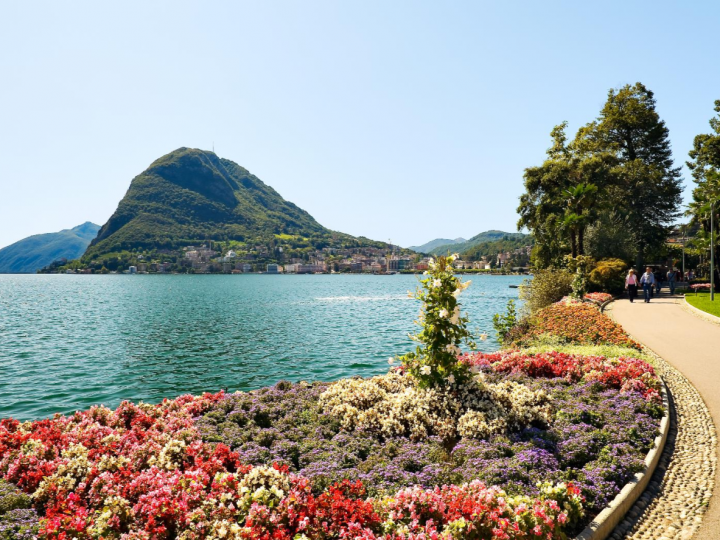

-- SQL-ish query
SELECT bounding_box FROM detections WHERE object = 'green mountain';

[428,230,531,256]
[82,147,389,266]
[0,222,100,273]
[408,237,466,253]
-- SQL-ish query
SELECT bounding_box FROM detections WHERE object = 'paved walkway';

[610,293,720,539]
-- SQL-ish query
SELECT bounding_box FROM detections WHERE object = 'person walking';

[625,269,639,302]
[640,267,655,303]
[654,268,663,296]
[667,268,678,295]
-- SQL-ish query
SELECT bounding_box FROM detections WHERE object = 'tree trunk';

[578,227,585,256]
[570,231,578,258]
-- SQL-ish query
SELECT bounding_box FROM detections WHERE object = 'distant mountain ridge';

[425,230,530,256]
[408,237,466,253]
[82,147,391,265]
[0,222,100,273]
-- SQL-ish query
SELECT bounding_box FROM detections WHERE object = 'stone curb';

[682,296,720,326]
[573,377,670,540]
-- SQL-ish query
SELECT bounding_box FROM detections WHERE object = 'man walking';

[667,268,677,295]
[640,267,655,303]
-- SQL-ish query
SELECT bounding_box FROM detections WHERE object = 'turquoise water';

[0,274,523,420]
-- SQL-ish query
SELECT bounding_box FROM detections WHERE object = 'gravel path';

[606,297,718,539]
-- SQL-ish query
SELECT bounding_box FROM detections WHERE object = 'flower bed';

[508,303,642,350]
[0,352,663,539]
[584,292,613,305]
[690,283,712,290]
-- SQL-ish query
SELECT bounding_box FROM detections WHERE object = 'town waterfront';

[0,273,522,420]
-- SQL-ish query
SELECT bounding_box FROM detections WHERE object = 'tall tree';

[687,100,720,280]
[518,123,615,266]
[578,83,682,267]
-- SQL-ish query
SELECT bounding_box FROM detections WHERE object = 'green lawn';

[685,291,720,318]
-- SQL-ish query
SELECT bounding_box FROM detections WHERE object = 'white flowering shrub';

[398,254,475,388]
[319,371,552,441]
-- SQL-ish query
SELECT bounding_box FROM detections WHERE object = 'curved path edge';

[682,296,720,326]
[573,377,670,540]
[605,298,718,540]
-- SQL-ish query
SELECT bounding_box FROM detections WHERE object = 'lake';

[0,274,523,420]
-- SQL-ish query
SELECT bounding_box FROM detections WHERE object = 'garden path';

[610,293,720,539]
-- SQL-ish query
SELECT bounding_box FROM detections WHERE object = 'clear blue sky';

[1,1,718,250]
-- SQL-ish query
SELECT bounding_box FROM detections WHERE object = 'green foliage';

[398,254,475,387]
[589,258,627,295]
[428,230,530,256]
[687,100,720,273]
[461,235,534,266]
[565,255,594,299]
[520,83,682,269]
[492,299,518,344]
[81,148,390,266]
[519,268,574,314]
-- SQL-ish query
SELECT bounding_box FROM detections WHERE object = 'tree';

[578,83,682,267]
[518,123,614,265]
[688,100,720,283]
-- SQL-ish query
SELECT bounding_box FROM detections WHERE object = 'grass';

[685,291,720,318]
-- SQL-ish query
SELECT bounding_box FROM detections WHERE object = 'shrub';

[589,258,627,295]
[492,299,518,344]
[508,302,642,350]
[519,268,574,314]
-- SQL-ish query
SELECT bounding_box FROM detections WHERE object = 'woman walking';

[625,269,639,303]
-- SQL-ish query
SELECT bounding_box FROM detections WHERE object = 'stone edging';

[572,378,670,540]
[683,295,720,325]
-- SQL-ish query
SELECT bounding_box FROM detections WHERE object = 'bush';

[589,258,627,295]
[519,268,574,314]
[492,299,518,344]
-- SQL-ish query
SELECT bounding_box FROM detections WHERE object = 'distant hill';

[408,237,466,253]
[428,230,530,256]
[0,222,100,273]
[81,147,392,267]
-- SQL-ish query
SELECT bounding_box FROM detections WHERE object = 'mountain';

[81,147,391,267]
[428,230,530,256]
[408,238,466,253]
[0,222,100,273]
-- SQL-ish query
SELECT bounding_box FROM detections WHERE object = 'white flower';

[439,308,449,318]
[423,271,429,275]
[447,374,455,384]
[420,365,431,375]
[448,254,457,262]
[388,357,395,365]
[452,288,462,299]
[480,333,488,341]
[450,306,460,324]
[432,279,442,288]
[407,290,414,298]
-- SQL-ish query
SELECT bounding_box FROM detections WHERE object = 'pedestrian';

[688,269,695,281]
[625,269,639,303]
[653,268,663,296]
[640,266,655,303]
[666,267,677,295]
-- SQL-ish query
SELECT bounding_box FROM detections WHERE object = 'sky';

[0,1,719,250]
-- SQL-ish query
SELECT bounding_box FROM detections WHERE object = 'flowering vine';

[398,254,475,388]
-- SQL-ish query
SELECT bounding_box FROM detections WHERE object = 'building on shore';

[266,263,282,274]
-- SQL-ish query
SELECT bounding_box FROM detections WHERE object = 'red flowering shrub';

[508,303,641,350]
[461,350,661,402]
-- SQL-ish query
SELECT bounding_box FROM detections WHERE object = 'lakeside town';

[58,243,534,274]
